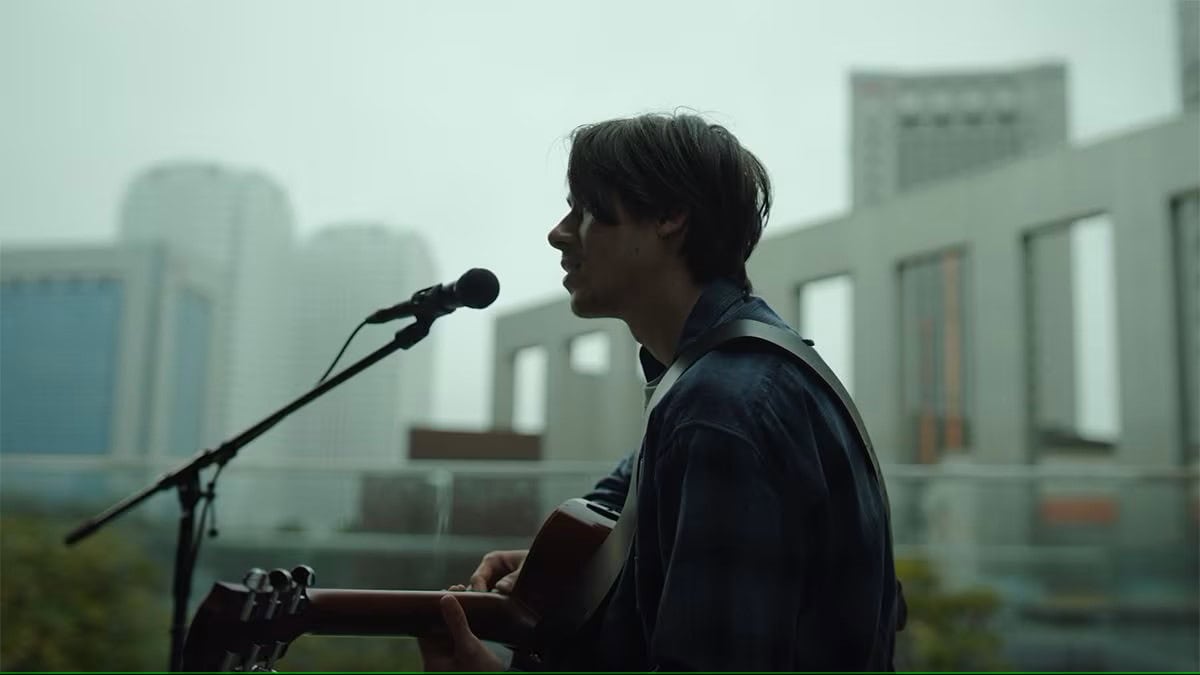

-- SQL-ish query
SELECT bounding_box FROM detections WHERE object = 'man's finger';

[439,594,475,646]
[468,555,497,591]
[494,571,519,594]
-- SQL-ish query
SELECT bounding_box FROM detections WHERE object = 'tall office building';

[0,244,227,502]
[118,162,296,460]
[1180,0,1200,112]
[285,223,437,464]
[850,62,1068,207]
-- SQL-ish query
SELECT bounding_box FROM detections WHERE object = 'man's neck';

[622,274,704,367]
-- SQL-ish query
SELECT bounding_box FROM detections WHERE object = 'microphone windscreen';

[457,268,500,309]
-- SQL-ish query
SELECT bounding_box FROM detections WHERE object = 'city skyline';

[0,0,1186,429]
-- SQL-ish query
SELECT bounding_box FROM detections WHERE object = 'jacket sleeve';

[580,449,635,512]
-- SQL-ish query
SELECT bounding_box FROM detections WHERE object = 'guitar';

[181,498,620,671]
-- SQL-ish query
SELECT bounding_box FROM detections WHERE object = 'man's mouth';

[561,259,582,273]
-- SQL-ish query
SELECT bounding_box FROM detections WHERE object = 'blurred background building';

[1,243,227,501]
[850,62,1069,207]
[1,164,441,532]
[1180,0,1199,112]
[119,163,296,461]
[285,223,437,464]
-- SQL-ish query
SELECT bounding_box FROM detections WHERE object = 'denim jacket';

[544,277,901,671]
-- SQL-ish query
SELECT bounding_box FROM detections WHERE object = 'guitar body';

[181,498,619,671]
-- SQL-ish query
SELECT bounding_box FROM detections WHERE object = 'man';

[419,112,902,671]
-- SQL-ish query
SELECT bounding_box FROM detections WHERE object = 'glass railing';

[2,456,1196,671]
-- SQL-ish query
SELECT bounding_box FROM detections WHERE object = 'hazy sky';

[0,0,1183,430]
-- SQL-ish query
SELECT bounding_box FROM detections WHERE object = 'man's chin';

[567,292,606,319]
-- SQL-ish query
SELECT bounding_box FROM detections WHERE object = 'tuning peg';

[243,643,264,672]
[288,565,315,614]
[268,568,293,592]
[266,639,288,671]
[238,567,269,622]
[291,565,315,588]
[243,567,268,590]
[263,568,293,620]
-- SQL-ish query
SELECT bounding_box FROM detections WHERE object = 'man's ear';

[656,212,687,239]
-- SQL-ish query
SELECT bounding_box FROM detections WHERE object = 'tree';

[895,556,1009,671]
[0,512,170,670]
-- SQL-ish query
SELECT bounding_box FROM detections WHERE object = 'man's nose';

[548,219,571,250]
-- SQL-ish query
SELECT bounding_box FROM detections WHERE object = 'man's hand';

[450,549,528,594]
[418,595,505,672]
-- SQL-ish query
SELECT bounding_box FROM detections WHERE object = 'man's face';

[547,196,667,319]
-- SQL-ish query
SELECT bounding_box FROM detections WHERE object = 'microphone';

[365,268,499,324]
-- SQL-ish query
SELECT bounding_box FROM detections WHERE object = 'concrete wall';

[492,303,642,464]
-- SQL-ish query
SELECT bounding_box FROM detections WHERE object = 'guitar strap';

[560,319,895,635]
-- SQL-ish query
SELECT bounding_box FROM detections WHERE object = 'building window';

[569,331,611,376]
[797,274,855,397]
[1173,191,1200,463]
[512,346,547,434]
[0,278,124,456]
[899,249,971,463]
[1025,214,1121,455]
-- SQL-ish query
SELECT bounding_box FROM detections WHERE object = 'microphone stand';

[64,318,434,672]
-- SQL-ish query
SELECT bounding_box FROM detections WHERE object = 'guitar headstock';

[182,565,316,671]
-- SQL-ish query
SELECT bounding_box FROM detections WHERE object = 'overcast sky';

[0,0,1184,430]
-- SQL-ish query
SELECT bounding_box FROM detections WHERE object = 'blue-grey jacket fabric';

[539,278,901,671]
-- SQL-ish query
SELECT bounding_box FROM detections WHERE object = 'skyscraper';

[285,223,437,464]
[850,62,1068,207]
[118,162,296,460]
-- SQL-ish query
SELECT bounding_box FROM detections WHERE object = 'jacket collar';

[638,277,749,382]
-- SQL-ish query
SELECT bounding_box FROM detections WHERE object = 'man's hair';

[566,112,772,292]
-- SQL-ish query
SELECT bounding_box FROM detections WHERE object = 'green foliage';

[895,557,1009,671]
[0,512,171,671]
